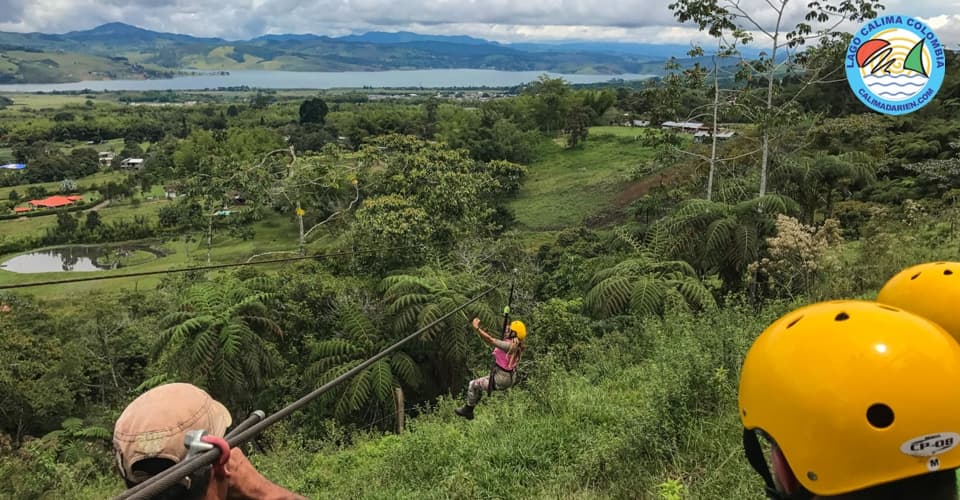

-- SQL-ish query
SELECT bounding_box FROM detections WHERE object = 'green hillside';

[0,49,172,83]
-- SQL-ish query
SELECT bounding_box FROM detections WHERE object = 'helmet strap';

[743,429,815,500]
[743,428,781,498]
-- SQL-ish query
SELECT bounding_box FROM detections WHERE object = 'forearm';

[475,325,512,351]
[475,325,497,347]
[225,449,307,500]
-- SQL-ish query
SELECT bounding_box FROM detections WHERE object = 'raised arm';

[472,318,514,352]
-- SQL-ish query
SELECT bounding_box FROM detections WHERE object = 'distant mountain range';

[0,22,756,84]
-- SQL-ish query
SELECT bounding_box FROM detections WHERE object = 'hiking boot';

[455,405,475,420]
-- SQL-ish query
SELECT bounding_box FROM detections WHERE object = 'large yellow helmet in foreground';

[739,300,960,496]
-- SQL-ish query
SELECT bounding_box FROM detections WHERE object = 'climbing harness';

[115,278,507,500]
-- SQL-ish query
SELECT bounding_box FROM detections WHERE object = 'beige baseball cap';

[113,383,232,484]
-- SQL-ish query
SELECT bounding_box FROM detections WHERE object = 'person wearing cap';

[113,383,306,500]
[738,300,960,499]
[455,317,527,420]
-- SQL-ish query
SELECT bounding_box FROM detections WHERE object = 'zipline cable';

[115,277,507,500]
[0,245,418,290]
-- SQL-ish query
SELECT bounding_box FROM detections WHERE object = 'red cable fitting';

[200,435,231,479]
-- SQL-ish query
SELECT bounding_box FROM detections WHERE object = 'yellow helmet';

[510,320,526,341]
[877,261,960,339]
[739,300,960,496]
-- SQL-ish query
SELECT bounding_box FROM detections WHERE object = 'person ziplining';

[455,315,527,420]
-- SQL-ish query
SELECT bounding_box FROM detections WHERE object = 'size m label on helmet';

[900,433,960,457]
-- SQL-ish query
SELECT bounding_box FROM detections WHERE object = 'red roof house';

[28,195,82,209]
[13,207,31,213]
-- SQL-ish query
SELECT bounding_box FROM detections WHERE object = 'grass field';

[0,170,128,201]
[507,129,660,231]
[589,126,654,137]
[0,93,94,109]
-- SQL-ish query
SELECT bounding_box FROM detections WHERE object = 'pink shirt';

[492,338,523,371]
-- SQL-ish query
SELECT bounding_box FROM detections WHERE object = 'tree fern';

[629,277,667,317]
[304,297,422,426]
[585,275,635,317]
[586,253,716,319]
[675,277,718,311]
[153,275,283,407]
[379,268,502,390]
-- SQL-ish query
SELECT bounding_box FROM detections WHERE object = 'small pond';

[0,246,161,273]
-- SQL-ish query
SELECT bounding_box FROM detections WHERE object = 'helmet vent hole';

[787,316,803,328]
[945,270,954,276]
[835,312,850,321]
[867,404,895,429]
[911,272,921,280]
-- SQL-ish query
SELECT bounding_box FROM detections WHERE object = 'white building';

[120,158,144,170]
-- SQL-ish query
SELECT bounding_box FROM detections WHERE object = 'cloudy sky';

[0,0,959,46]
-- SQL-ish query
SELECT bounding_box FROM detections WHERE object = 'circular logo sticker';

[846,14,946,115]
[899,432,960,457]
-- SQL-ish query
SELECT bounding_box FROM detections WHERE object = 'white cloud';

[0,0,956,45]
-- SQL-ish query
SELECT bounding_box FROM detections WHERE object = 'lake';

[0,245,160,273]
[0,69,654,92]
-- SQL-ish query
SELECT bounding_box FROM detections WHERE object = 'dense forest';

[2,5,960,497]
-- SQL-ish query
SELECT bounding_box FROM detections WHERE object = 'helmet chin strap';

[743,429,814,500]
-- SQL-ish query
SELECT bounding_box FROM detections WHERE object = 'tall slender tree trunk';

[708,46,720,201]
[760,3,785,197]
[394,387,405,434]
[206,215,214,264]
[297,200,305,256]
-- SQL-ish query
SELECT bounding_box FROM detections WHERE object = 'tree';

[379,269,503,391]
[120,139,144,160]
[584,252,716,318]
[59,179,77,194]
[299,97,329,125]
[26,186,47,199]
[154,276,284,407]
[305,300,421,424]
[563,105,595,149]
[354,194,432,270]
[84,211,101,232]
[524,75,575,133]
[0,296,85,442]
[358,135,501,250]
[669,0,884,196]
[68,148,100,177]
[647,195,797,291]
[422,97,439,138]
[55,210,78,235]
[772,151,874,223]
[8,189,19,203]
[250,91,275,109]
[246,146,358,258]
